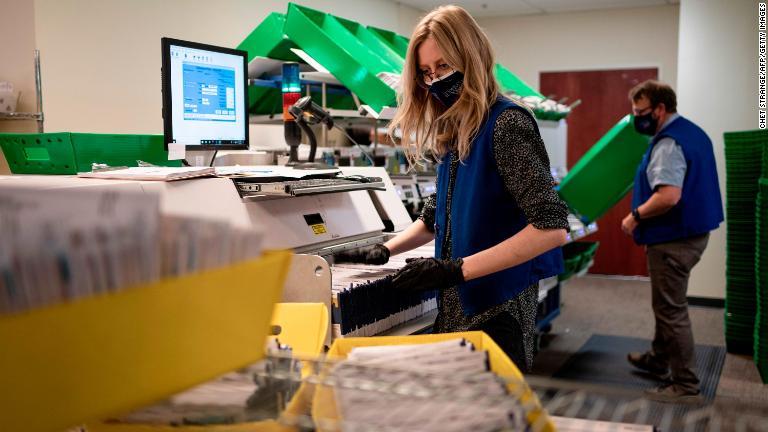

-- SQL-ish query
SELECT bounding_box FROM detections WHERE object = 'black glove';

[333,244,390,265]
[391,257,465,292]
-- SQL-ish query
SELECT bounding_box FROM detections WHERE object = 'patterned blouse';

[419,108,569,370]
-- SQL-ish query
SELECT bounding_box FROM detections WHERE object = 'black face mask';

[428,71,464,108]
[633,110,658,136]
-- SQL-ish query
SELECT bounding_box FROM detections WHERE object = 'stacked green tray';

[763,134,768,177]
[0,133,180,175]
[756,178,768,382]
[723,129,768,354]
[367,26,409,58]
[283,3,398,112]
[558,241,599,281]
[239,4,552,118]
[237,12,357,116]
[494,64,544,99]
[335,16,404,70]
[365,26,545,102]
[557,115,649,223]
[237,12,302,63]
[238,12,298,115]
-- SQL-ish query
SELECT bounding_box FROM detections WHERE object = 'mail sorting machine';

[231,166,442,340]
[226,165,562,340]
[390,173,437,221]
[0,166,565,344]
[233,166,440,341]
[229,165,564,341]
[0,167,425,343]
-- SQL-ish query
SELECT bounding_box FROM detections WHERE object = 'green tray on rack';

[558,241,600,281]
[0,133,180,175]
[723,129,767,355]
[557,115,650,223]
[238,4,560,118]
[237,12,302,63]
[283,3,397,112]
[335,16,404,70]
[755,178,768,382]
[362,26,545,101]
[238,11,359,115]
[367,26,410,58]
[495,64,544,99]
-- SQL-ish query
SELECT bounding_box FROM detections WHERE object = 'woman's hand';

[391,257,464,292]
[333,244,390,265]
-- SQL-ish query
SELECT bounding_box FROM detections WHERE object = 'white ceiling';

[397,0,679,18]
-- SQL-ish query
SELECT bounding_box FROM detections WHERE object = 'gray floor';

[530,275,768,407]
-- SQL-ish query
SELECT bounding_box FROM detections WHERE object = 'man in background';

[621,80,723,403]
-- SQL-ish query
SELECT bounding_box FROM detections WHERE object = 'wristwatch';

[632,208,642,222]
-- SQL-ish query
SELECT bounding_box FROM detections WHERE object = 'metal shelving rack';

[247,68,392,152]
[0,50,44,132]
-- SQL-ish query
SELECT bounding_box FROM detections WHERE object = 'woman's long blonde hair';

[388,5,498,166]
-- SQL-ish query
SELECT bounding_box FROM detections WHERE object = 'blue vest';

[434,97,564,316]
[631,115,724,245]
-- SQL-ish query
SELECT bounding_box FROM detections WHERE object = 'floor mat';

[544,334,728,430]
[552,334,726,400]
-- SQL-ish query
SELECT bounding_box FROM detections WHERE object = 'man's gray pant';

[645,233,710,392]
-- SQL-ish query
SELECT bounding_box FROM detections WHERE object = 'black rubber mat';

[553,334,726,401]
[547,335,728,431]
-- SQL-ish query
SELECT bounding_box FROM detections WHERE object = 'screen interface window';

[169,45,246,146]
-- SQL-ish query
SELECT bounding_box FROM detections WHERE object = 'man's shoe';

[627,352,671,381]
[644,383,703,404]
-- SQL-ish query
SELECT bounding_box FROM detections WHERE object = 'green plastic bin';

[723,129,767,355]
[239,4,561,118]
[353,26,546,101]
[367,26,410,58]
[558,241,599,281]
[557,115,650,223]
[283,3,397,112]
[335,16,404,70]
[756,178,768,382]
[0,133,180,175]
[576,241,599,270]
[238,11,359,115]
[495,64,544,99]
[237,12,302,63]
[558,255,581,281]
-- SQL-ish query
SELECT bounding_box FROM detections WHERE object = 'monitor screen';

[161,38,249,150]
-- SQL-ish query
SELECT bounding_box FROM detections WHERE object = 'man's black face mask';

[634,109,659,136]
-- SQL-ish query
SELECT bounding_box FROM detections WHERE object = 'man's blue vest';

[434,97,564,316]
[631,115,724,245]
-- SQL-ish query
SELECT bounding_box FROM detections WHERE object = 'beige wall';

[32,0,423,134]
[0,0,38,173]
[0,0,37,132]
[477,5,679,92]
[679,0,759,299]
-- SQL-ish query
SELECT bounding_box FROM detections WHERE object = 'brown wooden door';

[541,68,658,276]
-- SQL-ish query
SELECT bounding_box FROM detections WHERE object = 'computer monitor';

[161,37,249,150]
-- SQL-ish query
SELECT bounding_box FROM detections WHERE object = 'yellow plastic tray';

[0,251,292,432]
[86,420,291,432]
[270,302,329,358]
[87,303,327,432]
[312,332,555,432]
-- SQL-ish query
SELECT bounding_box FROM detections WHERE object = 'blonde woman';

[334,5,569,371]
